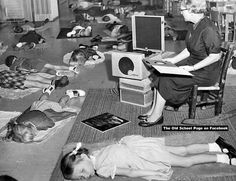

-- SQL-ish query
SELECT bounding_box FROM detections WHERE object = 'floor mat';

[51,88,236,181]
[56,28,92,39]
[0,87,40,99]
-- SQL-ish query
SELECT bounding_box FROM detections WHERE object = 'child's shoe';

[66,89,86,98]
[43,85,55,95]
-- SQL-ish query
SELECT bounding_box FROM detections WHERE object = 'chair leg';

[215,94,223,115]
[189,85,198,119]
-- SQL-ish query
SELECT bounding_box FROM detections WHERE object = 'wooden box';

[119,78,152,92]
[119,88,153,107]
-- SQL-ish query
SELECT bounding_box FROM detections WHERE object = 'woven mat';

[0,87,40,99]
[51,87,236,181]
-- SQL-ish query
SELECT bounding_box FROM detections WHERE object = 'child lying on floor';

[4,55,77,75]
[0,69,69,90]
[61,135,236,180]
[67,25,92,37]
[3,89,86,143]
[15,30,45,49]
[62,44,105,74]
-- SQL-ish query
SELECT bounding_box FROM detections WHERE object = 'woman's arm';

[163,48,190,64]
[180,53,221,72]
[115,167,160,178]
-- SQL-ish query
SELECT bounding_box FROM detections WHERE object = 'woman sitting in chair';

[138,0,222,127]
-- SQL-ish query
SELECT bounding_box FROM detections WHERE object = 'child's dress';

[92,135,173,181]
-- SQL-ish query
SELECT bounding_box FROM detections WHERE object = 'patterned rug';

[51,87,236,181]
[0,64,40,99]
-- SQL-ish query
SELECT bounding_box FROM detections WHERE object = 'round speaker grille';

[118,57,134,75]
[231,56,236,69]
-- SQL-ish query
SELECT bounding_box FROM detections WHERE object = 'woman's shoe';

[138,115,164,127]
[138,114,149,120]
[216,136,236,157]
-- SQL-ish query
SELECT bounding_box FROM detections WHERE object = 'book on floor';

[143,58,193,76]
[81,112,130,132]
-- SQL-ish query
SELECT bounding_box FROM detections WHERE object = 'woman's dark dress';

[151,17,222,105]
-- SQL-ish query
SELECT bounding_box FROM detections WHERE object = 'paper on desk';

[143,59,193,76]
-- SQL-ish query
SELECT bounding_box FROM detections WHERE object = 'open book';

[143,58,193,76]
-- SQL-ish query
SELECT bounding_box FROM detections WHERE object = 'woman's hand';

[179,65,195,72]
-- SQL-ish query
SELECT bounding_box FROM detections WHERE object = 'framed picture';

[82,112,130,132]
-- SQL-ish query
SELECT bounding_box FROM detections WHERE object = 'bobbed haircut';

[5,121,36,143]
[5,55,17,67]
[60,147,89,180]
[181,0,207,14]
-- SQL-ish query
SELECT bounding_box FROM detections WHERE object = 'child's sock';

[69,66,79,74]
[216,154,236,165]
[43,85,55,95]
[208,143,222,152]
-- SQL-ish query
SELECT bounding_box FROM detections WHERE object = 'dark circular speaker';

[118,57,134,75]
[231,56,236,69]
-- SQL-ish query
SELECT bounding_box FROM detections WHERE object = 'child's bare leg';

[168,151,236,167]
[168,152,217,167]
[26,74,52,84]
[36,72,55,79]
[44,64,69,71]
[24,80,50,89]
[165,144,210,156]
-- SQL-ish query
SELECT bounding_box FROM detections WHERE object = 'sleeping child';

[3,89,86,143]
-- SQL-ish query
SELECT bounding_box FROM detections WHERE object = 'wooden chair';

[210,10,222,36]
[188,42,236,119]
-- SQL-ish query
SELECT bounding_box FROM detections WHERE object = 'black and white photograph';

[82,112,130,132]
[0,0,236,181]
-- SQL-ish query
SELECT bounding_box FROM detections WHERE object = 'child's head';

[5,120,37,143]
[70,49,86,66]
[5,55,17,67]
[61,144,95,180]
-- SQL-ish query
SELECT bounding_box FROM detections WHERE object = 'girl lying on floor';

[2,89,86,143]
[61,135,236,180]
[62,44,105,74]
[4,55,78,75]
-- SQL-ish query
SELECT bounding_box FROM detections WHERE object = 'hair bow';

[71,142,82,155]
